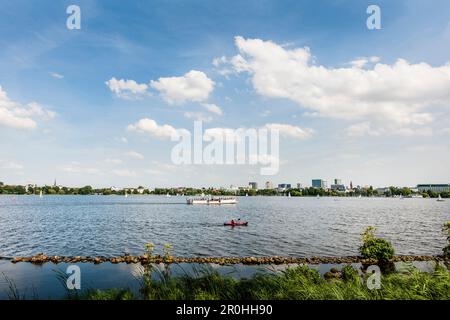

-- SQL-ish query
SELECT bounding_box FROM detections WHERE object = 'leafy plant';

[163,244,174,262]
[144,242,155,259]
[341,265,361,284]
[140,243,175,299]
[359,226,395,263]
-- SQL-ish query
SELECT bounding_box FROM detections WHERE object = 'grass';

[78,264,450,300]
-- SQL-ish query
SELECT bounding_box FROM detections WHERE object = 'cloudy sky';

[1,0,450,188]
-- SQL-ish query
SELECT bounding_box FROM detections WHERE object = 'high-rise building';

[297,183,303,189]
[249,182,258,190]
[312,179,324,188]
[334,179,342,185]
[265,181,273,189]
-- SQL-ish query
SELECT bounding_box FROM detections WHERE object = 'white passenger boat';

[186,196,237,205]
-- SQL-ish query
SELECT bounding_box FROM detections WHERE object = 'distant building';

[25,184,37,193]
[248,182,258,190]
[312,179,324,189]
[277,183,291,191]
[296,183,303,189]
[417,184,450,193]
[137,187,145,194]
[331,184,346,192]
[334,179,342,185]
[265,181,273,189]
[376,187,390,194]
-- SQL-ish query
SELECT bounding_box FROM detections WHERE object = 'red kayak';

[224,221,248,226]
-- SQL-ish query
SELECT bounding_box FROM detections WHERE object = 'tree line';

[0,182,448,198]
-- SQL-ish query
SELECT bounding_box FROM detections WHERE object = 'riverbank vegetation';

[0,182,448,198]
[4,226,450,300]
[444,222,450,259]
[79,264,450,300]
[76,228,449,300]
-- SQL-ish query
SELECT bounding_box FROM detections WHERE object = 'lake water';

[1,195,449,258]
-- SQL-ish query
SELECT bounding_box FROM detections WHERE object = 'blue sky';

[0,0,450,188]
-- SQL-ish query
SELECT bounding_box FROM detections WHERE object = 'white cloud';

[0,86,55,130]
[259,110,271,117]
[113,169,136,177]
[203,123,313,141]
[263,123,314,140]
[203,127,237,141]
[248,154,280,166]
[346,121,433,137]
[0,160,23,170]
[346,122,379,137]
[105,77,148,99]
[302,111,320,118]
[50,72,64,79]
[125,151,144,160]
[60,163,101,175]
[213,56,227,67]
[440,127,450,134]
[201,103,223,116]
[349,56,380,68]
[127,118,188,139]
[184,112,213,123]
[150,70,214,104]
[212,56,235,77]
[145,169,164,175]
[145,161,178,175]
[105,158,123,165]
[222,36,450,136]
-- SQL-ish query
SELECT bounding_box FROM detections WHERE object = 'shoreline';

[0,194,445,198]
[2,254,447,265]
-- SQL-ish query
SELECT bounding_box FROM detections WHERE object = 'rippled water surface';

[0,195,449,257]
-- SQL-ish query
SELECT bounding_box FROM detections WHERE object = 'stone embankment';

[0,254,446,265]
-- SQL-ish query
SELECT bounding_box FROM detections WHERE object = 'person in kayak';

[224,219,247,226]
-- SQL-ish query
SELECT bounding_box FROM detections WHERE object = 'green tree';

[79,185,93,195]
[401,187,412,197]
[359,226,395,263]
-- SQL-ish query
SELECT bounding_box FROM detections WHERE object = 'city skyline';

[1,177,449,191]
[1,0,450,188]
